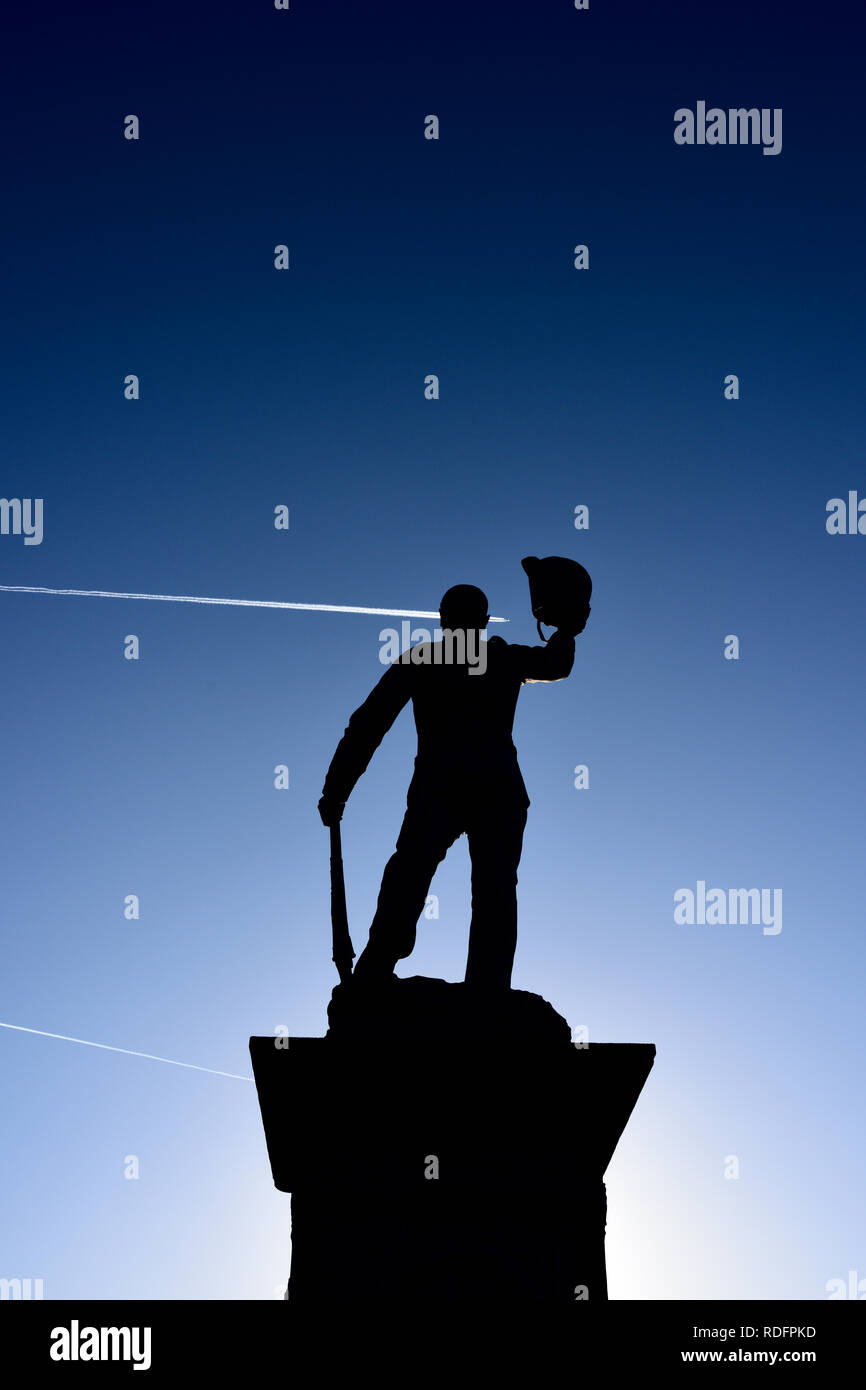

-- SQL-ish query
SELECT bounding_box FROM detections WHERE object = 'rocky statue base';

[250,976,655,1305]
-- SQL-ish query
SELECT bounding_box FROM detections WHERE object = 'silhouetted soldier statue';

[318,579,589,990]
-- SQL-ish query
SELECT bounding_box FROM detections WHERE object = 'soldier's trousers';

[354,778,529,990]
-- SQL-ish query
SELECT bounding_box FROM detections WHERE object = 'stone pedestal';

[250,979,654,1305]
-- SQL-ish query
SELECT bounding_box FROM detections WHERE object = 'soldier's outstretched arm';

[504,628,577,684]
[319,662,411,822]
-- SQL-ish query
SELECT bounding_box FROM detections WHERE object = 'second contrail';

[0,584,508,622]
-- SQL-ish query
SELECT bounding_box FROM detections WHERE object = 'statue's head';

[439,584,489,633]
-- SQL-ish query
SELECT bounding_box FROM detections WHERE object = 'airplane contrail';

[0,584,508,622]
[0,1021,253,1082]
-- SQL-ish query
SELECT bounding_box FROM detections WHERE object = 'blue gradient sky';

[2,0,864,1299]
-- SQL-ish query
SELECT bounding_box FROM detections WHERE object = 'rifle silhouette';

[329,823,356,985]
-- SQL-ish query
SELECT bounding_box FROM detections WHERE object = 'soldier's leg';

[353,794,461,979]
[464,796,528,991]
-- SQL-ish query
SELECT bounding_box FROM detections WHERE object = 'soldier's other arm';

[318,662,412,823]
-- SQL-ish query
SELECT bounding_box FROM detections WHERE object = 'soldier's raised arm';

[487,627,578,684]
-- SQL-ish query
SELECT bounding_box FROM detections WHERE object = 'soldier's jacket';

[321,630,575,811]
